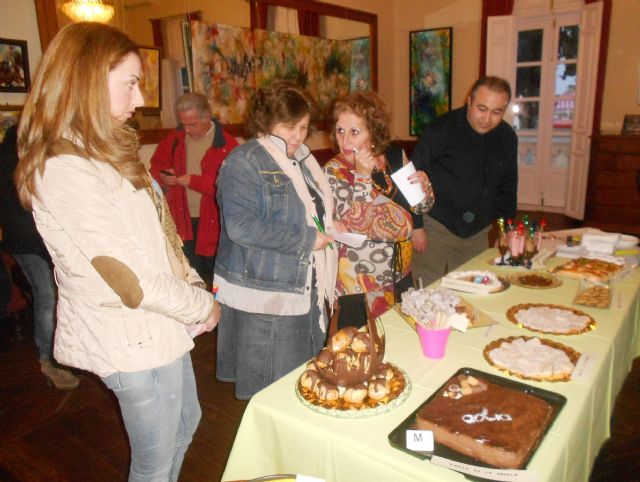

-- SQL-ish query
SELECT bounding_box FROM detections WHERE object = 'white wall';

[1,0,42,107]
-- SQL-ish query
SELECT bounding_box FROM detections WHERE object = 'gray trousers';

[411,216,491,288]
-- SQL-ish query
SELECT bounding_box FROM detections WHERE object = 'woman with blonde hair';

[15,22,218,481]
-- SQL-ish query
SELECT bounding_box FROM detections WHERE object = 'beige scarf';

[257,136,338,328]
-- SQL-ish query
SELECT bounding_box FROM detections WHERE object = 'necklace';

[371,156,396,197]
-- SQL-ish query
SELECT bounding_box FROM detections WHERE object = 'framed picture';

[409,27,452,137]
[349,37,371,92]
[0,105,22,143]
[0,38,30,93]
[138,46,162,114]
[621,114,640,135]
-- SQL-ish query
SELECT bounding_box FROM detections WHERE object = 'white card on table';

[406,429,434,452]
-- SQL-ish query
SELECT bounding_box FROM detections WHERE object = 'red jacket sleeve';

[149,131,179,182]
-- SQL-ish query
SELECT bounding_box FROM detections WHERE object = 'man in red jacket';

[150,93,238,285]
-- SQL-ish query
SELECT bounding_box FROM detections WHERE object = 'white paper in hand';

[327,228,367,248]
[390,161,426,207]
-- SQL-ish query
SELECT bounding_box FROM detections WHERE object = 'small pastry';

[343,383,368,404]
[315,381,339,401]
[300,370,320,391]
[367,378,390,400]
[375,363,394,381]
[314,348,334,369]
[330,327,358,352]
[351,332,371,353]
[305,361,317,371]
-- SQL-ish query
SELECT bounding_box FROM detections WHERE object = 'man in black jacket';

[0,125,79,389]
[411,76,518,286]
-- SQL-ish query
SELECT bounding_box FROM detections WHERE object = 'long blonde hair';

[15,22,149,209]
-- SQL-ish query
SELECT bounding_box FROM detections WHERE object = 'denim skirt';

[216,288,327,400]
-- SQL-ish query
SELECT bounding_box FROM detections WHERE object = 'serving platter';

[508,271,562,289]
[296,363,411,418]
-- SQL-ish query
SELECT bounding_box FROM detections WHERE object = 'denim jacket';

[215,138,318,296]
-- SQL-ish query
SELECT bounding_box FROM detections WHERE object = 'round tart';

[296,363,409,415]
[506,303,596,335]
[508,272,561,289]
[484,336,581,382]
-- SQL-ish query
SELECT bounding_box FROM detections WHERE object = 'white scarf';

[257,136,338,330]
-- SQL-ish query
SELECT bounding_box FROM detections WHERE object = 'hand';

[160,169,177,186]
[203,300,221,332]
[408,170,432,195]
[175,174,191,188]
[313,231,334,251]
[354,146,378,177]
[412,228,428,253]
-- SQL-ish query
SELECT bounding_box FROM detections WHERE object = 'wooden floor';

[1,213,638,481]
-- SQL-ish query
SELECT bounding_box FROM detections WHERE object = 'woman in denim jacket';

[214,81,338,399]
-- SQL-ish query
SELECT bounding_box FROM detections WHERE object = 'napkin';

[581,233,620,254]
[389,161,426,207]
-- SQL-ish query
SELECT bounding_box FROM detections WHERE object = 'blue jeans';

[12,253,56,361]
[101,353,201,482]
[216,289,326,400]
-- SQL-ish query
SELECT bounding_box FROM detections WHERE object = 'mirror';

[34,0,378,143]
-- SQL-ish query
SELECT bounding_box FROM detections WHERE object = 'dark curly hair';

[245,80,317,137]
[331,91,391,156]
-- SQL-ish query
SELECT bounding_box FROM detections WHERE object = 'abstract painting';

[192,22,256,124]
[409,27,452,136]
[349,37,371,92]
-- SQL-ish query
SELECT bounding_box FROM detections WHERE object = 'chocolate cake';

[415,374,555,469]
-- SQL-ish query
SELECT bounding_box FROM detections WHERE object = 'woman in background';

[15,22,218,481]
[215,81,337,400]
[323,91,434,323]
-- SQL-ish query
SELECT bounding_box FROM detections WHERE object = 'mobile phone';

[159,169,175,176]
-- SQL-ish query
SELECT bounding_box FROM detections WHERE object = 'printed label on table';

[572,352,597,381]
[431,455,540,481]
[484,323,498,339]
[406,429,434,452]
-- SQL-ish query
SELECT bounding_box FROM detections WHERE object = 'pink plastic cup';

[416,325,451,359]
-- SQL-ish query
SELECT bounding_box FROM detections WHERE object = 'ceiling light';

[61,0,115,24]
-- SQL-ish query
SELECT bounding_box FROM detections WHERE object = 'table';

[221,248,640,482]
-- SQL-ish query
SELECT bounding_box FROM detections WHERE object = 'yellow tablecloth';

[221,248,640,482]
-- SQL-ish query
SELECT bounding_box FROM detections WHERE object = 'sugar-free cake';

[483,336,581,382]
[415,373,556,469]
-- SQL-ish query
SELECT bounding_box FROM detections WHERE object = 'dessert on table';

[483,336,581,382]
[296,301,409,415]
[441,269,505,294]
[549,256,625,282]
[506,303,596,335]
[413,372,559,469]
